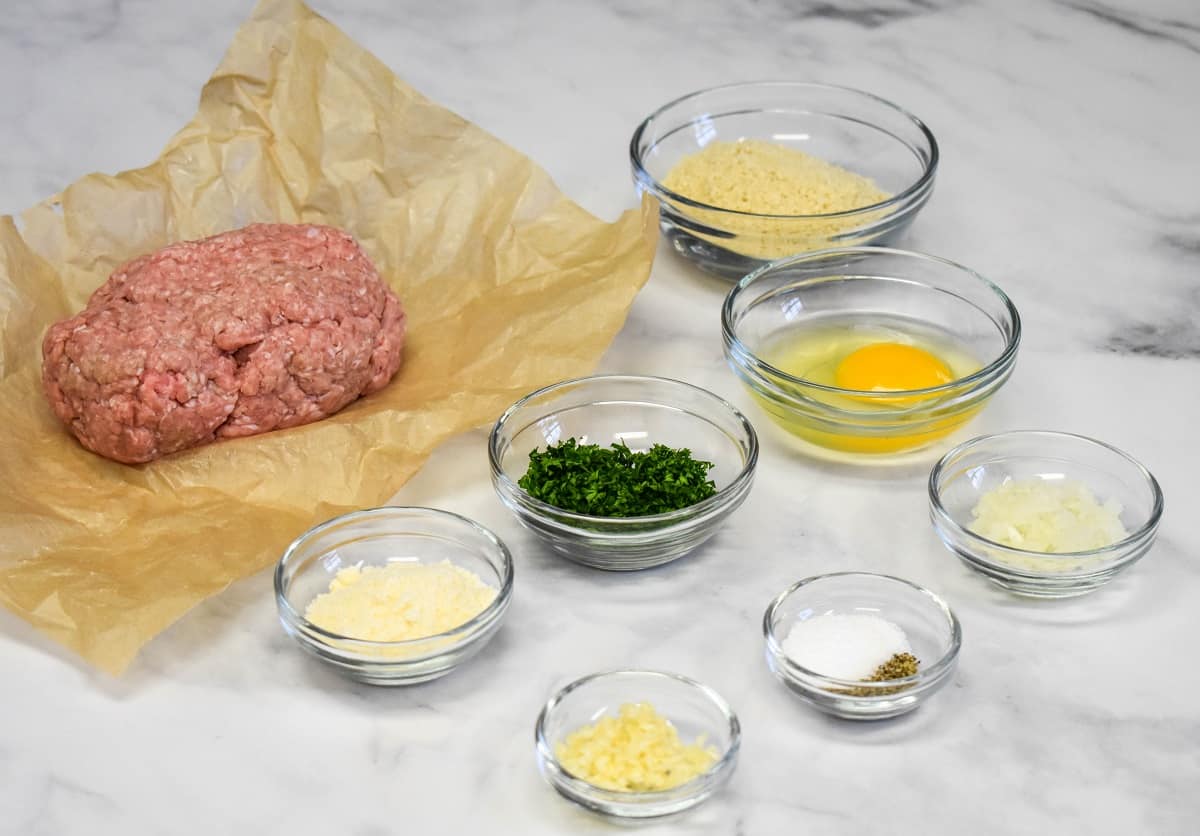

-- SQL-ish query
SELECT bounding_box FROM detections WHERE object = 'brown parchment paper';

[0,0,657,675]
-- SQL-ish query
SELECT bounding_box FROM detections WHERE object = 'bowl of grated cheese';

[630,81,938,279]
[534,670,740,819]
[274,506,514,685]
[928,431,1164,598]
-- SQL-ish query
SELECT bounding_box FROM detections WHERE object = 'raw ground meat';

[41,223,406,464]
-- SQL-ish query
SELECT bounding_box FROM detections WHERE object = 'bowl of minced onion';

[763,572,961,720]
[489,375,758,570]
[929,431,1164,597]
[630,81,938,280]
[274,506,513,685]
[534,670,740,819]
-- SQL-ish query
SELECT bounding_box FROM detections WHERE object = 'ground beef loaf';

[41,223,406,464]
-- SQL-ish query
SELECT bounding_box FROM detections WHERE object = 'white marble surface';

[2,0,1199,833]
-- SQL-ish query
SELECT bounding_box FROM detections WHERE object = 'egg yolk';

[834,342,953,399]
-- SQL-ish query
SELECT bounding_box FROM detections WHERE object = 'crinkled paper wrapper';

[0,0,656,674]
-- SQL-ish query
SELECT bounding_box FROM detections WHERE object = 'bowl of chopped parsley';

[488,375,758,570]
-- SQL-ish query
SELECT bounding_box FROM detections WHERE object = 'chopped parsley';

[517,438,717,517]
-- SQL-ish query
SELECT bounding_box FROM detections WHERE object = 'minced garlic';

[304,560,496,642]
[969,479,1128,572]
[660,139,891,258]
[554,702,718,792]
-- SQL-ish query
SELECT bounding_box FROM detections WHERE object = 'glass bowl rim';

[762,570,963,692]
[488,374,759,528]
[721,246,1022,401]
[274,505,515,651]
[928,430,1165,561]
[534,668,742,802]
[629,80,940,221]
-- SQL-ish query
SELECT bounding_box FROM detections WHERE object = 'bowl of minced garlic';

[630,82,938,278]
[535,670,740,819]
[274,506,514,685]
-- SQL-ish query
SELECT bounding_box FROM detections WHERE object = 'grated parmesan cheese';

[660,139,891,258]
[969,479,1128,571]
[304,560,497,642]
[554,702,718,793]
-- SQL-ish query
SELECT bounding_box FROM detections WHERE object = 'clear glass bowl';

[928,431,1164,598]
[534,670,740,819]
[763,572,961,720]
[722,247,1020,459]
[630,81,938,279]
[274,506,514,685]
[488,375,758,570]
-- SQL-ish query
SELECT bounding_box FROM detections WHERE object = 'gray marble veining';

[1,1,1198,833]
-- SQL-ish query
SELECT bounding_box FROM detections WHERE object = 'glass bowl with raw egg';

[489,374,758,570]
[929,431,1164,598]
[534,670,741,819]
[630,81,938,279]
[274,506,514,686]
[722,247,1020,460]
[763,572,962,720]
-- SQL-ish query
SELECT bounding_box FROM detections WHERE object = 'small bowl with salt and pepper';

[763,572,961,720]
